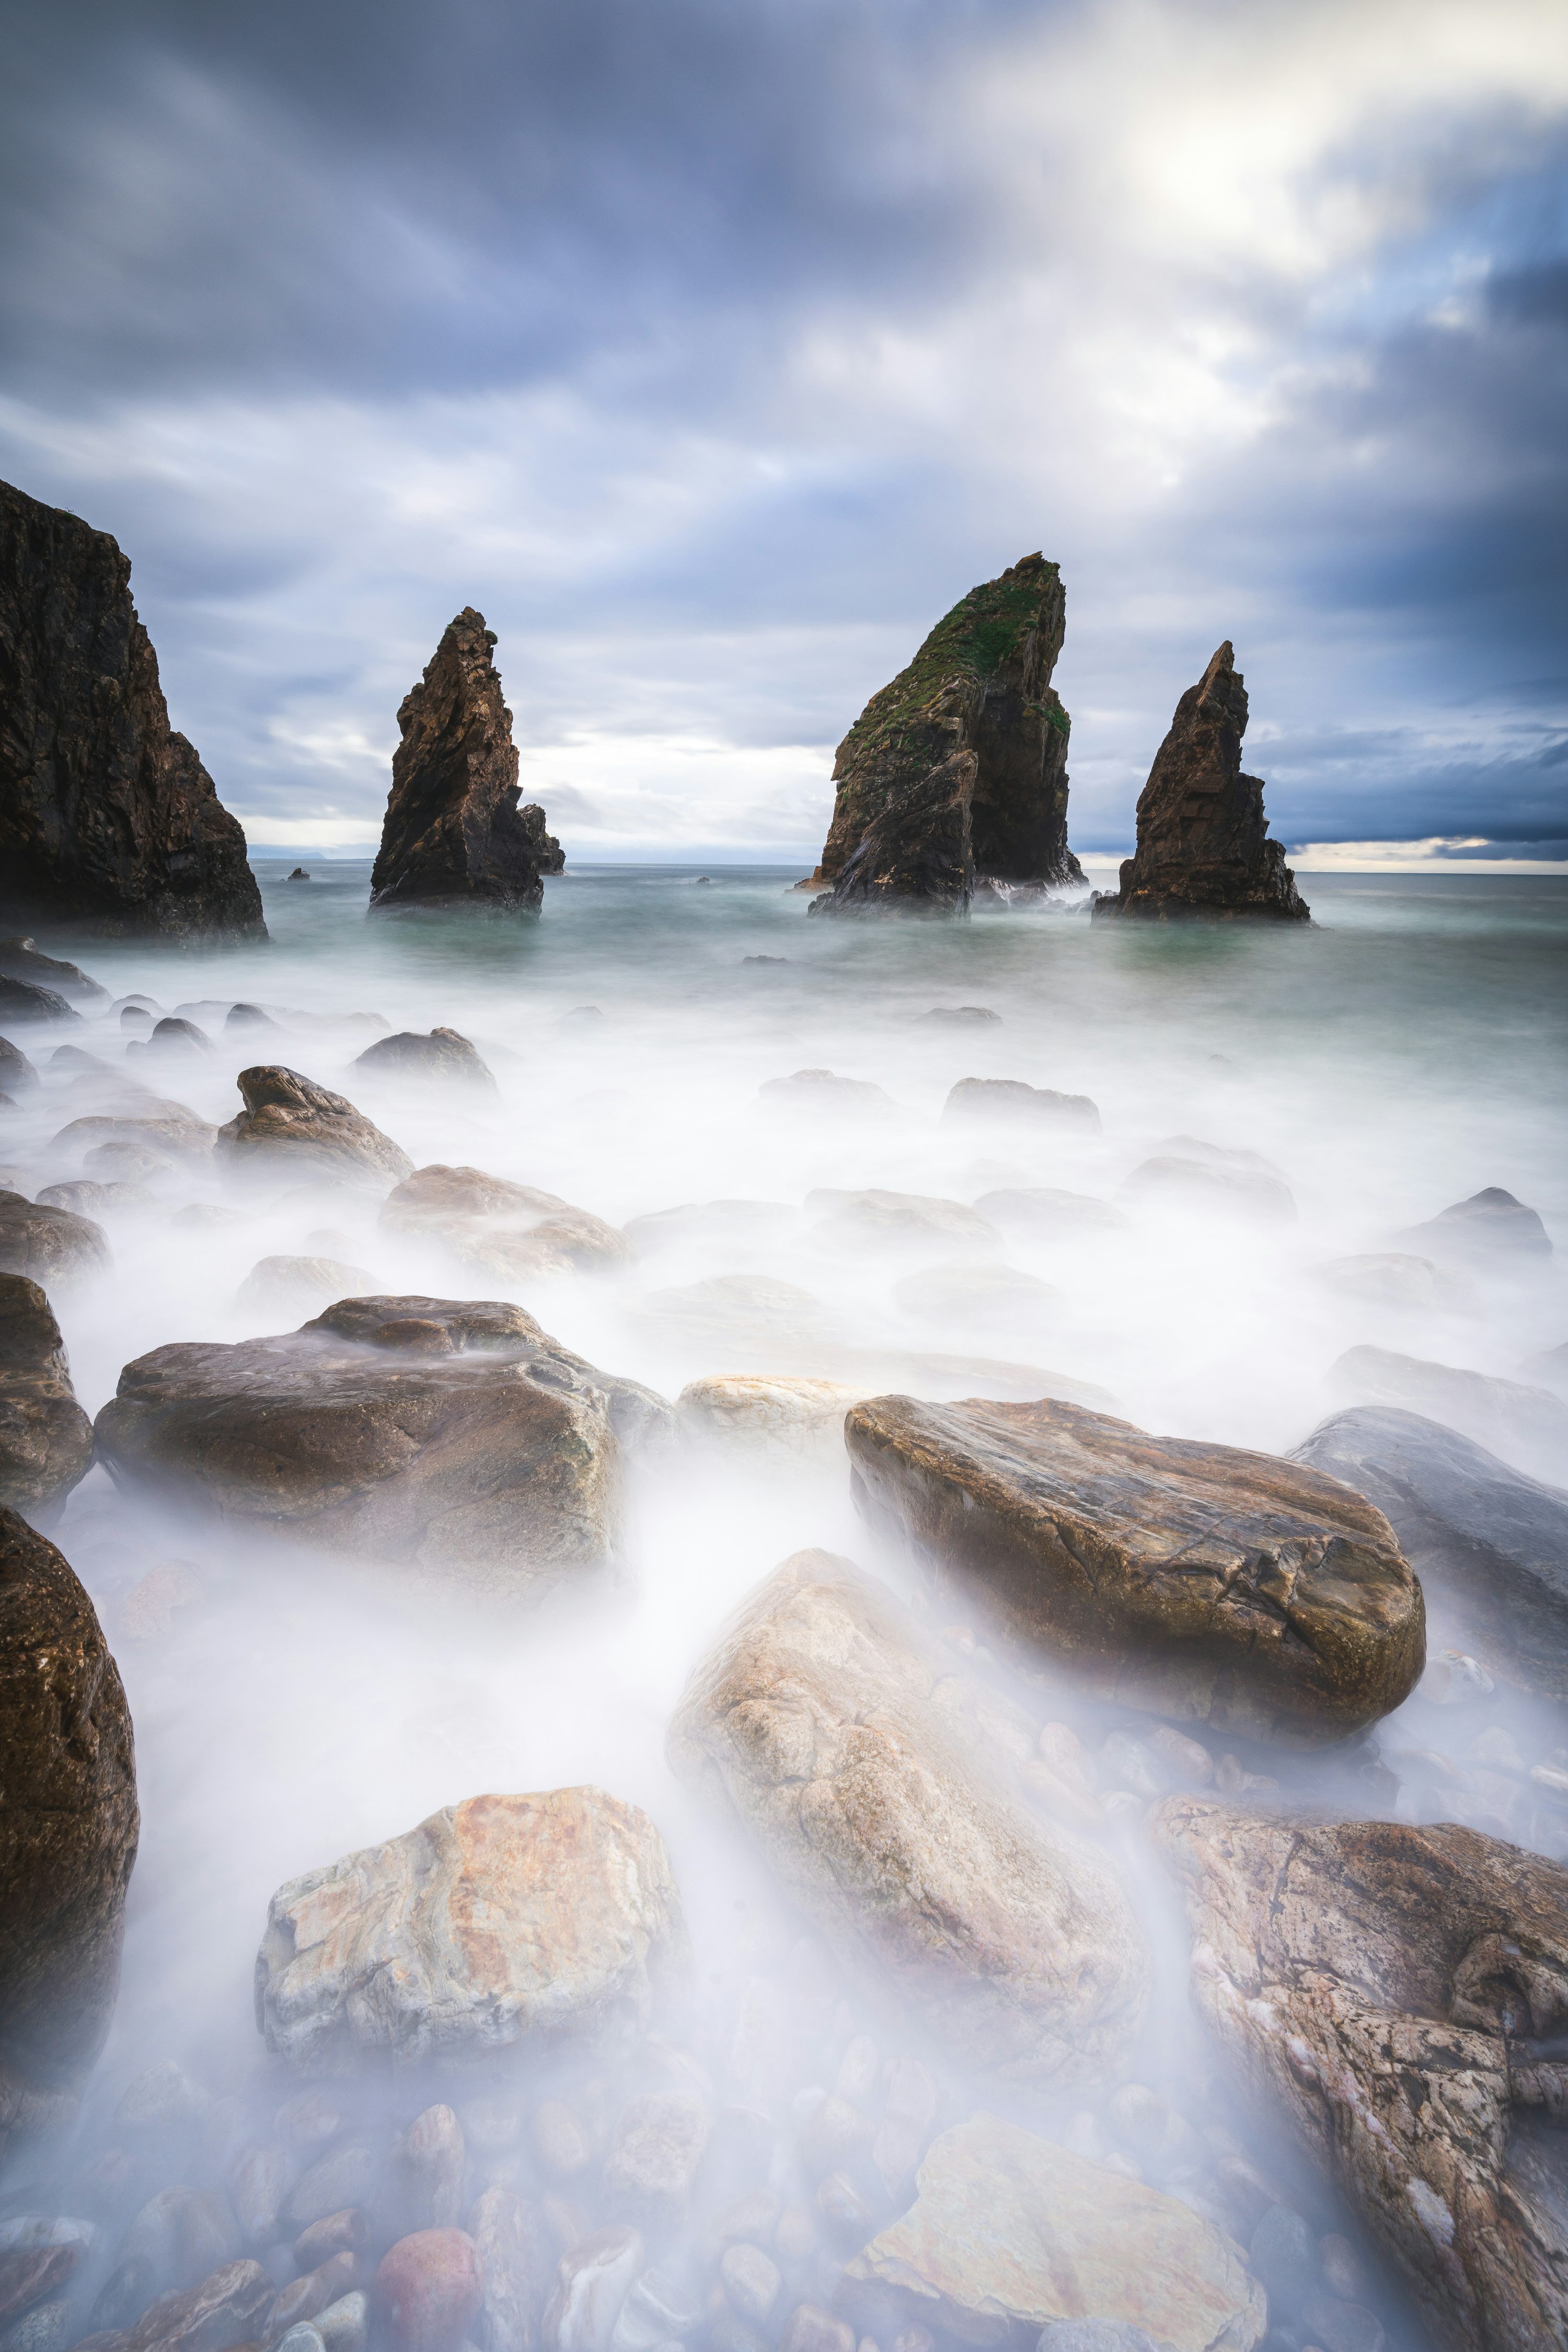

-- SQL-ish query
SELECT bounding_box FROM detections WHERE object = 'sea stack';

[370,609,560,913]
[1092,642,1308,922]
[809,553,1082,914]
[0,480,266,941]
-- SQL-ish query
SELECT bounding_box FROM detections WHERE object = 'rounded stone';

[372,2230,482,2352]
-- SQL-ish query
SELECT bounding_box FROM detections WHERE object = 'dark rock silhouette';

[810,751,976,917]
[0,941,107,1002]
[0,1506,139,2145]
[0,480,265,941]
[370,610,558,912]
[1092,642,1308,922]
[286,868,310,882]
[808,555,1082,907]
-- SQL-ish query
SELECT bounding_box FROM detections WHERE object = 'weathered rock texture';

[810,751,976,917]
[0,1275,94,1521]
[1092,644,1307,922]
[0,1506,139,2144]
[839,2113,1263,2352]
[216,1067,413,1190]
[0,940,106,1001]
[810,556,1082,901]
[380,1165,625,1280]
[0,479,266,940]
[667,1549,1149,2089]
[1327,1345,1568,1484]
[0,1190,111,1286]
[370,611,556,914]
[846,1396,1424,1744]
[352,1030,495,1089]
[257,1786,688,2071]
[1292,1406,1568,1699]
[95,1296,664,1590]
[1151,1795,1568,2352]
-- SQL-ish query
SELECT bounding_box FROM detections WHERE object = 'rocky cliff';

[0,480,266,940]
[810,554,1082,902]
[810,750,975,917]
[1092,641,1308,922]
[371,610,556,912]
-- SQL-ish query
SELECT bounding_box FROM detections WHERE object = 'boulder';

[236,1259,380,1318]
[370,610,552,914]
[808,555,1081,893]
[1290,1406,1568,1698]
[1315,1254,1477,1312]
[1090,643,1307,921]
[805,1189,998,1256]
[1397,1185,1551,1265]
[1149,1795,1568,2352]
[838,2113,1263,2351]
[809,751,976,917]
[757,1071,896,1117]
[0,479,265,939]
[381,1166,623,1277]
[466,2188,552,2352]
[54,1103,220,1170]
[892,1262,1062,1338]
[372,2230,482,2352]
[125,1018,212,1065]
[0,1275,94,1520]
[0,1507,139,2141]
[257,1787,688,2072]
[0,941,107,1004]
[942,1078,1100,1134]
[0,978,79,1027]
[352,1031,495,1090]
[1121,1157,1296,1223]
[1326,1345,1568,1483]
[676,1377,869,1455]
[217,1068,413,1190]
[845,1396,1424,1744]
[0,1191,111,1286]
[973,1187,1128,1240]
[667,1550,1149,2088]
[95,1295,664,1590]
[620,1200,795,1261]
[36,1180,155,1221]
[0,1040,38,1096]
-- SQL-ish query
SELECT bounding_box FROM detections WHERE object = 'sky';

[3,0,1566,866]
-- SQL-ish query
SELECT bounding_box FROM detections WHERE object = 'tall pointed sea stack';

[809,553,1082,913]
[1092,642,1308,922]
[0,480,265,940]
[370,609,560,912]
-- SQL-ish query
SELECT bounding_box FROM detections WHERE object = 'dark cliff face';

[810,749,976,917]
[814,554,1082,893]
[371,609,554,912]
[0,481,266,941]
[1093,642,1308,923]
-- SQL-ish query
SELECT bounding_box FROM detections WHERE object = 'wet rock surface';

[845,1396,1424,1743]
[1091,644,1307,923]
[1151,1795,1568,2352]
[809,751,976,918]
[0,479,264,940]
[380,1166,624,1280]
[0,1191,110,1286]
[0,1274,94,1519]
[351,1031,495,1090]
[0,1507,139,2142]
[370,611,553,914]
[1327,1344,1568,1482]
[1292,1405,1568,1697]
[667,1549,1150,2088]
[216,1069,414,1192]
[94,1296,661,1590]
[812,555,1081,893]
[0,942,108,1004]
[257,1788,688,2072]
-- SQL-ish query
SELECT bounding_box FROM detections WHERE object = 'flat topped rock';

[257,1786,689,2073]
[845,1394,1424,1745]
[839,2113,1263,2352]
[217,1066,413,1189]
[943,1078,1100,1132]
[93,1294,667,1592]
[0,1274,94,1519]
[1291,1405,1568,1699]
[758,1070,896,1115]
[1150,1795,1568,2352]
[667,1548,1149,2089]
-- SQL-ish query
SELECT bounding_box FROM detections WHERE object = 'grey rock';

[1397,1184,1551,1264]
[942,1078,1100,1134]
[0,980,80,1028]
[717,2246,779,2327]
[0,1191,110,1286]
[1325,1345,1568,1483]
[121,2188,241,2295]
[283,2149,383,2234]
[1247,2207,1316,2315]
[543,2227,643,2352]
[0,942,107,1004]
[603,2097,711,2226]
[0,1274,94,1520]
[0,1042,38,1096]
[353,1031,496,1090]
[469,2189,552,2352]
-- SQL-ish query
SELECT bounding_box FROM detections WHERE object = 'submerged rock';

[973,1187,1129,1241]
[0,1039,38,1096]
[0,479,265,940]
[1315,1253,1478,1313]
[676,1376,869,1455]
[235,1256,379,1318]
[1150,1795,1568,2352]
[1291,1406,1568,1699]
[757,1071,896,1117]
[257,1788,688,2072]
[94,1295,664,1591]
[1091,643,1307,923]
[0,978,79,1027]
[810,555,1081,895]
[942,1078,1100,1134]
[216,1067,414,1191]
[1397,1184,1551,1265]
[370,610,554,914]
[839,2113,1263,2352]
[667,1549,1149,2088]
[352,1030,495,1089]
[805,1189,998,1256]
[0,1191,111,1286]
[54,1101,219,1172]
[809,751,976,918]
[381,1165,622,1278]
[0,1275,94,1521]
[845,1396,1424,1744]
[0,1507,139,2143]
[1121,1155,1296,1224]
[1326,1344,1568,1482]
[0,941,107,1003]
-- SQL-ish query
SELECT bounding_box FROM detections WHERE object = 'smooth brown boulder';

[0,1190,110,1286]
[1151,1795,1568,2352]
[845,1396,1424,1745]
[370,610,556,914]
[352,1030,495,1089]
[0,1274,94,1521]
[0,479,265,940]
[1092,643,1307,922]
[667,1550,1149,2089]
[0,1507,139,2144]
[94,1296,663,1592]
[216,1068,413,1190]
